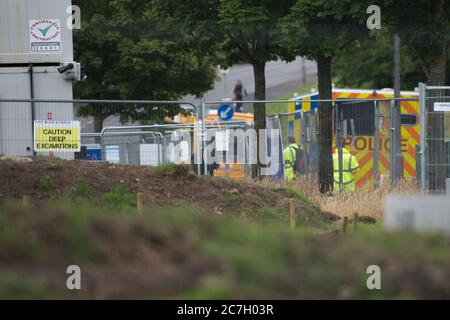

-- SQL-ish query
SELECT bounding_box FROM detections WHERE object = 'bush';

[73,180,90,197]
[277,187,311,204]
[37,176,55,192]
[155,163,190,177]
[218,190,239,206]
[104,185,133,208]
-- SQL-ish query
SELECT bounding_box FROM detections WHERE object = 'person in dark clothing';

[233,80,247,112]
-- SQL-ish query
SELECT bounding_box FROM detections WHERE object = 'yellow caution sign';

[34,120,80,152]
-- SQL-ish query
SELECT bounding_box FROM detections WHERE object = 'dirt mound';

[0,202,221,299]
[0,159,448,299]
[0,201,448,299]
[0,158,336,224]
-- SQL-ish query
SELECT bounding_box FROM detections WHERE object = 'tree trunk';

[252,61,267,178]
[422,0,447,84]
[317,55,333,194]
[94,113,105,144]
[425,54,447,86]
[423,0,448,192]
[253,61,266,131]
[94,114,105,133]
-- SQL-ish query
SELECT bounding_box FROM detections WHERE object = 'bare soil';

[0,158,448,299]
[0,157,336,223]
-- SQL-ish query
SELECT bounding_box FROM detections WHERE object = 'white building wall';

[0,0,73,64]
[0,0,74,158]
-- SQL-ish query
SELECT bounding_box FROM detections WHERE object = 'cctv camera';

[57,63,74,74]
[58,62,83,81]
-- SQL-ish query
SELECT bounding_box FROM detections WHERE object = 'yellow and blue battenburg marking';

[288,94,319,140]
[287,89,420,189]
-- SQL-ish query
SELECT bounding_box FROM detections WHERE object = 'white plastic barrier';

[385,195,450,234]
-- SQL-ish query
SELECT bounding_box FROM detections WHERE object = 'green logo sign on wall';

[29,19,61,53]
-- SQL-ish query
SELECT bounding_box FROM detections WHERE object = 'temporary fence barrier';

[418,83,450,193]
[0,99,206,173]
[4,88,448,192]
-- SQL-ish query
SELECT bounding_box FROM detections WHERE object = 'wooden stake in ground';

[136,193,143,215]
[22,195,31,208]
[353,213,359,231]
[289,198,296,231]
[342,216,348,235]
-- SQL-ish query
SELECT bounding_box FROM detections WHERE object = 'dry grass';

[258,176,420,220]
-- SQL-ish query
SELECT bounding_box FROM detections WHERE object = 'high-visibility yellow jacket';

[333,147,360,192]
[284,143,298,181]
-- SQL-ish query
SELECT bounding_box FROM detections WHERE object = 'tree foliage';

[282,0,371,60]
[72,0,218,130]
[332,31,426,90]
[152,0,298,177]
[382,0,449,85]
[152,0,297,112]
[282,0,372,193]
[382,0,449,191]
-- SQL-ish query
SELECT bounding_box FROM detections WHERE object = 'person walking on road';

[333,147,360,192]
[233,80,247,112]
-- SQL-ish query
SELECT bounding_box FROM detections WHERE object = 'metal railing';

[1,94,437,190]
[418,83,450,193]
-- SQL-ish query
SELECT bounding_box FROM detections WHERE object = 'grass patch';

[218,190,239,206]
[36,176,55,192]
[284,177,420,220]
[45,162,64,171]
[297,207,332,229]
[266,82,317,116]
[0,210,18,243]
[73,180,90,197]
[260,206,287,224]
[155,163,179,175]
[155,163,190,178]
[104,185,133,208]
[0,199,448,299]
[62,205,94,262]
[276,187,311,204]
[0,271,54,299]
[181,275,234,299]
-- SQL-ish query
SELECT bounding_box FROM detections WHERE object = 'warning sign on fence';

[34,120,80,152]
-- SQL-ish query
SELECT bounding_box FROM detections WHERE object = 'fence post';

[389,100,396,184]
[289,198,296,231]
[342,216,348,235]
[22,195,31,208]
[336,103,344,191]
[201,98,208,176]
[373,100,379,188]
[353,213,358,231]
[136,192,143,215]
[419,83,427,192]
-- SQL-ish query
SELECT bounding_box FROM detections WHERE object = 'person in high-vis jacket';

[333,147,360,192]
[283,136,299,181]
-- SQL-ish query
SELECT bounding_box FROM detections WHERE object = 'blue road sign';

[218,104,234,121]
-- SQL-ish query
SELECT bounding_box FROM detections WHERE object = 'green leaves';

[72,0,217,125]
[281,0,371,60]
[382,0,450,66]
[332,31,426,90]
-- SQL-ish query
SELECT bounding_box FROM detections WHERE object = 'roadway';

[184,56,317,105]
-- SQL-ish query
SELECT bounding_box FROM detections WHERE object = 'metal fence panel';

[0,95,423,188]
[419,83,450,193]
[0,99,200,164]
[274,95,418,190]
